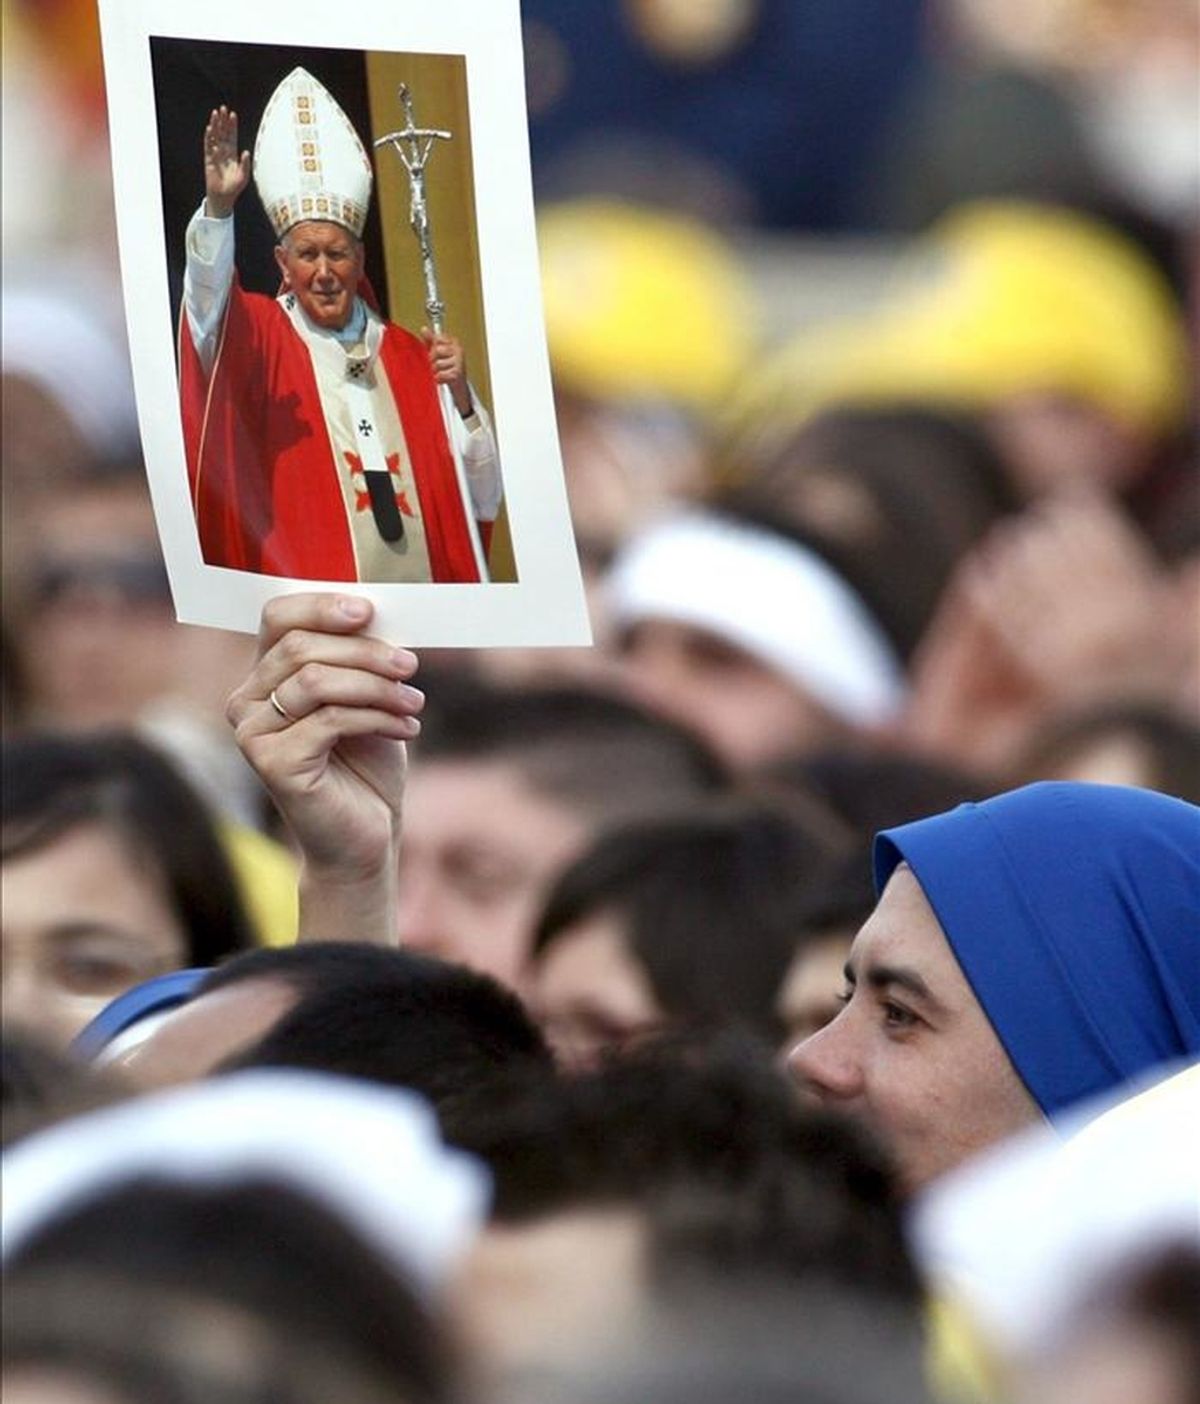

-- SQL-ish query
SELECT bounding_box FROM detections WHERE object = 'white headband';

[1,1069,488,1296]
[607,511,906,726]
[2,286,138,457]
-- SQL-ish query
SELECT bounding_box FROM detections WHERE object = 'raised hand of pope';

[204,105,251,219]
[225,595,422,889]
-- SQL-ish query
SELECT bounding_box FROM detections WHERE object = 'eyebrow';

[843,960,949,1017]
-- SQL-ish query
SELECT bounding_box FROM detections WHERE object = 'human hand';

[225,594,423,941]
[903,495,1184,770]
[959,494,1181,704]
[204,106,251,219]
[901,562,1039,772]
[422,327,472,416]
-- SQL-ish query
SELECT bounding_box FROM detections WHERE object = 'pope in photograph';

[179,67,501,583]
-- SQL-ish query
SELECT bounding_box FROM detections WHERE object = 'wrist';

[297,845,400,945]
[299,830,400,889]
[204,197,235,220]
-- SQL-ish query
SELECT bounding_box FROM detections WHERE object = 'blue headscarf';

[874,782,1200,1120]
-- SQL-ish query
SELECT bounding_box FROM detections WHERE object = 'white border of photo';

[97,0,590,647]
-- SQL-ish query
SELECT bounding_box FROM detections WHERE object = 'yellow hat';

[219,822,299,948]
[539,199,759,413]
[743,202,1190,438]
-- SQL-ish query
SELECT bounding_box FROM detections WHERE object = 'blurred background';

[2,0,1197,923]
[2,9,1198,1404]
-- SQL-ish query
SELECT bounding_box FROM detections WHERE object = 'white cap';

[911,1062,1200,1359]
[1,1070,489,1298]
[2,283,138,457]
[607,510,906,727]
[253,67,373,239]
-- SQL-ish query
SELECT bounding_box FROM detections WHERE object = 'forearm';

[184,203,236,372]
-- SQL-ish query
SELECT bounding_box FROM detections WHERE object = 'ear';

[273,243,291,289]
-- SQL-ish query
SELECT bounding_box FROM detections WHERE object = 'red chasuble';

[179,278,481,582]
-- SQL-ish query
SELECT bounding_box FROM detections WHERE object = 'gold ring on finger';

[268,688,295,722]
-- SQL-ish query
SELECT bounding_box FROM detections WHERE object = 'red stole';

[179,279,481,582]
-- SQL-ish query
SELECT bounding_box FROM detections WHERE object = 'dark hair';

[3,1273,410,1404]
[447,1035,922,1306]
[760,746,993,842]
[198,940,429,999]
[531,802,835,1042]
[7,1177,454,1403]
[415,675,727,825]
[1,1031,126,1149]
[499,1277,932,1404]
[1109,1242,1200,1404]
[785,848,876,942]
[1015,702,1200,805]
[1056,1241,1200,1404]
[219,944,553,1118]
[715,405,1016,658]
[1,731,255,965]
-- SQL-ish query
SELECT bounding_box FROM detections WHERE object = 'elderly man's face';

[787,865,1040,1193]
[274,221,364,331]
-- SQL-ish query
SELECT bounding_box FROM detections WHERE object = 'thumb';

[420,325,434,348]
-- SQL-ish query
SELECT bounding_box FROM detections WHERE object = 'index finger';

[257,592,376,657]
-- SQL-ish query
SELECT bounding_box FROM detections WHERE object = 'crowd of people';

[3,2,1199,1402]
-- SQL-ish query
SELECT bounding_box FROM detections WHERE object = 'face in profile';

[786,865,1040,1193]
[2,821,189,1050]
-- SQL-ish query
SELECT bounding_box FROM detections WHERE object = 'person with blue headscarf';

[788,782,1200,1194]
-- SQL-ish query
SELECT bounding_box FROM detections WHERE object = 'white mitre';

[253,66,373,239]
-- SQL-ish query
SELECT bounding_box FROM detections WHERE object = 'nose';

[313,254,337,284]
[786,1011,863,1103]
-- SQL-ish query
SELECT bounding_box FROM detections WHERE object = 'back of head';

[717,405,1016,658]
[1015,702,1200,804]
[6,1176,452,1403]
[876,782,1200,1117]
[532,803,835,1041]
[4,1273,408,1404]
[221,946,553,1116]
[765,746,993,840]
[415,674,726,827]
[450,1036,921,1306]
[197,939,433,1001]
[496,1277,932,1404]
[2,730,254,966]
